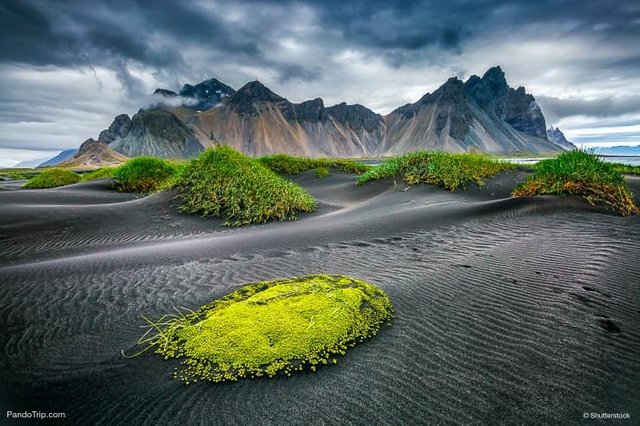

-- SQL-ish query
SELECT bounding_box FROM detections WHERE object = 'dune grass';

[178,146,316,226]
[611,163,640,176]
[0,168,41,181]
[112,156,179,193]
[356,151,517,191]
[22,168,81,189]
[126,274,394,383]
[513,150,638,216]
[80,167,118,182]
[259,154,371,176]
[315,166,330,178]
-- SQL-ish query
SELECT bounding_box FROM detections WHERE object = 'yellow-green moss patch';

[130,274,393,383]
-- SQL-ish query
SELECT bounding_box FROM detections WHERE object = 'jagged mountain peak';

[179,78,235,98]
[227,81,288,115]
[432,77,465,98]
[546,126,577,150]
[235,81,284,100]
[326,102,383,132]
[151,77,235,111]
[465,66,509,105]
[482,65,506,79]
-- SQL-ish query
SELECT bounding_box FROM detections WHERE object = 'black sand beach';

[1,172,639,424]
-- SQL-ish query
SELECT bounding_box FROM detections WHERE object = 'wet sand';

[1,172,639,425]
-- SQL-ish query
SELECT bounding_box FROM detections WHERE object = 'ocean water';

[600,156,640,166]
[503,156,640,167]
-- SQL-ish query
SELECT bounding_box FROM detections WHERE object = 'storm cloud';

[1,0,640,165]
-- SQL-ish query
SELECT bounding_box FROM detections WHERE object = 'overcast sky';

[1,0,640,166]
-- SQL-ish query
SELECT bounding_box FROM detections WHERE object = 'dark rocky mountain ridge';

[72,66,571,162]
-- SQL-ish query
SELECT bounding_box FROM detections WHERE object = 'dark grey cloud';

[538,95,640,122]
[4,0,639,84]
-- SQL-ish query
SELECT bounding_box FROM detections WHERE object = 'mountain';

[84,66,564,159]
[38,149,79,167]
[546,126,577,151]
[58,138,128,167]
[382,67,559,154]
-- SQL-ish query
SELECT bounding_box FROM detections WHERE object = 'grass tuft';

[513,150,638,216]
[259,154,371,176]
[80,167,118,182]
[611,163,640,176]
[22,168,80,189]
[126,274,394,383]
[113,157,178,193]
[315,166,330,179]
[178,146,316,226]
[356,151,516,191]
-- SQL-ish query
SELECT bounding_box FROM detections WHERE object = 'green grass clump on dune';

[356,151,516,190]
[127,274,394,383]
[315,166,330,178]
[513,150,638,216]
[259,154,371,176]
[178,146,316,226]
[112,157,179,193]
[22,168,80,189]
[611,163,640,176]
[80,167,117,182]
[0,168,41,181]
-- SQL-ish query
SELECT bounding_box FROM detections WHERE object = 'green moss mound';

[178,147,316,226]
[22,168,80,189]
[356,151,516,191]
[513,150,638,216]
[131,274,394,383]
[113,157,178,193]
[258,154,371,175]
[80,167,117,182]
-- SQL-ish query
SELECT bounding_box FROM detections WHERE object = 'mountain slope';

[38,149,79,167]
[184,81,385,157]
[109,109,204,158]
[381,67,561,154]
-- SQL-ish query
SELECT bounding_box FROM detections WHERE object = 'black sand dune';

[1,172,639,425]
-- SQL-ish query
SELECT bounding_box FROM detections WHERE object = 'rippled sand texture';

[1,173,639,425]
